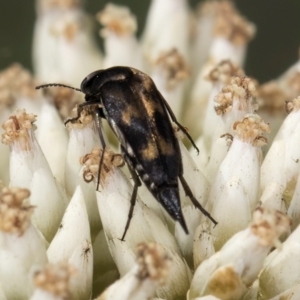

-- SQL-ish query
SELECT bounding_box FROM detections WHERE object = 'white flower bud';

[47,186,90,263]
[193,221,215,269]
[65,108,99,195]
[2,109,66,241]
[150,49,190,118]
[97,4,144,71]
[33,1,103,86]
[208,115,269,249]
[142,0,190,63]
[96,243,172,300]
[68,239,93,300]
[190,208,291,300]
[205,133,232,184]
[47,186,92,299]
[186,5,255,138]
[259,224,300,299]
[30,263,76,300]
[0,64,41,184]
[213,77,258,142]
[4,64,42,116]
[0,187,48,300]
[257,81,287,152]
[209,8,255,67]
[35,101,68,188]
[261,97,300,211]
[65,108,102,239]
[184,64,214,139]
[190,1,235,72]
[202,61,244,154]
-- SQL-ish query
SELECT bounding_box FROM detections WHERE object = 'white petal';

[35,101,68,188]
[30,168,66,242]
[193,222,215,269]
[175,206,202,267]
[0,225,48,300]
[47,186,90,263]
[259,225,300,299]
[68,240,93,300]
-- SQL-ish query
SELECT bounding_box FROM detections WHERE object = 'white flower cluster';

[0,0,300,299]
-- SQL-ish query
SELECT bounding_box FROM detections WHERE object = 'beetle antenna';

[35,83,82,92]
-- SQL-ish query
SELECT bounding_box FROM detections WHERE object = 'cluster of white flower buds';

[0,0,300,299]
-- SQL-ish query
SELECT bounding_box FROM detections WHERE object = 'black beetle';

[36,66,217,240]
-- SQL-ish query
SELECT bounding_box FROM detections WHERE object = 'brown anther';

[33,263,76,298]
[207,60,244,84]
[136,243,171,286]
[213,8,256,44]
[0,187,34,235]
[154,49,190,90]
[251,207,291,247]
[285,96,300,114]
[232,114,270,146]
[258,81,286,113]
[80,147,124,184]
[0,64,38,108]
[1,109,37,149]
[97,3,137,37]
[214,76,258,115]
[65,105,96,129]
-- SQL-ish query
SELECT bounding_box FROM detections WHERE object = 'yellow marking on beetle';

[140,94,164,117]
[141,140,159,160]
[121,104,141,125]
[141,134,174,160]
[157,135,174,155]
[135,72,165,117]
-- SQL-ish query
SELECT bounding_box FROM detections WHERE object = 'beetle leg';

[64,101,104,125]
[162,96,199,154]
[179,175,218,226]
[120,147,142,241]
[95,108,107,191]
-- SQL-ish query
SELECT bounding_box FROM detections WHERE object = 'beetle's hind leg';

[162,97,199,154]
[120,147,142,241]
[179,175,217,226]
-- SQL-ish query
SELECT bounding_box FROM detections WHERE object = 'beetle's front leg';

[95,108,107,191]
[64,101,105,126]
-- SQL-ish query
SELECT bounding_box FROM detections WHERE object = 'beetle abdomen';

[158,186,188,234]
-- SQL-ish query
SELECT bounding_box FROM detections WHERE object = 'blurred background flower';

[0,0,300,83]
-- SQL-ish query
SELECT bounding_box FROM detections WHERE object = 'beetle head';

[81,66,133,101]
